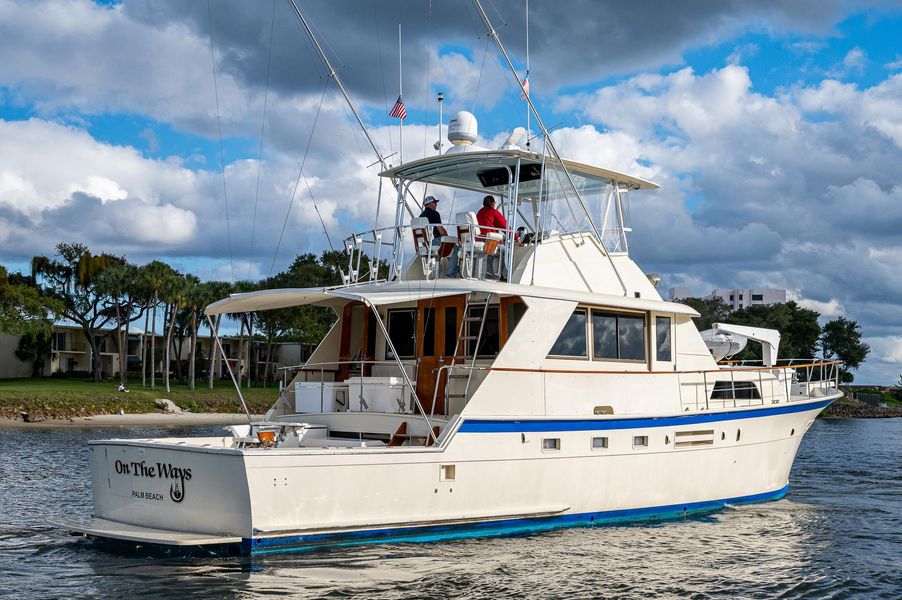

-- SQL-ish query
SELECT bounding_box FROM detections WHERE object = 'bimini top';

[204,280,698,317]
[379,149,659,196]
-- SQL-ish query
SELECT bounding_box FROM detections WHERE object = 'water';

[0,419,899,599]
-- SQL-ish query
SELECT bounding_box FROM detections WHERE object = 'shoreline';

[0,412,264,429]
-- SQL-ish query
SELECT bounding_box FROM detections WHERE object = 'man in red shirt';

[476,195,507,279]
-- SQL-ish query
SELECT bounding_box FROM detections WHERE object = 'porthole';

[664,435,670,445]
[721,432,725,441]
[791,428,795,436]
[736,429,741,442]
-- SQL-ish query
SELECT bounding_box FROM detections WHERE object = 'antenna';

[437,91,444,155]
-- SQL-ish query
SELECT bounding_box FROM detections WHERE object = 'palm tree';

[205,281,232,389]
[138,261,175,389]
[95,263,141,386]
[161,272,187,393]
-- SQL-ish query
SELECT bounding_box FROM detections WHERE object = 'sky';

[0,0,900,383]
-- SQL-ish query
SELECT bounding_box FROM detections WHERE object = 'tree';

[680,296,731,332]
[32,243,124,381]
[15,330,53,377]
[137,261,177,389]
[204,280,233,389]
[95,263,145,385]
[0,265,59,337]
[821,317,870,383]
[160,272,188,393]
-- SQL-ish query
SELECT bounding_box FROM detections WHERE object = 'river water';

[0,418,899,599]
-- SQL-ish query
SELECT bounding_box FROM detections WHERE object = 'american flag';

[519,72,530,99]
[389,95,407,120]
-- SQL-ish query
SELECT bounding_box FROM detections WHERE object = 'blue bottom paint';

[244,485,790,556]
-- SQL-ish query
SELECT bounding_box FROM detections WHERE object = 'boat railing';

[429,359,842,415]
[342,221,521,284]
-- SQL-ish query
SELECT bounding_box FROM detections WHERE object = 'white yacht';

[60,111,842,554]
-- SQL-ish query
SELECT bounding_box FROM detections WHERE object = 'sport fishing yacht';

[59,111,842,554]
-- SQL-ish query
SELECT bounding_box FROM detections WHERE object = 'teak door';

[416,295,464,416]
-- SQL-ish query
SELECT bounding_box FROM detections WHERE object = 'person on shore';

[420,196,460,278]
[117,383,129,393]
[476,195,507,279]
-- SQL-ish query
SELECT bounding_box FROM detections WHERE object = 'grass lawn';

[0,377,278,420]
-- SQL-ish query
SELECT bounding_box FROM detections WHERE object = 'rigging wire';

[207,0,235,282]
[249,0,278,280]
[423,0,432,158]
[302,170,335,251]
[267,79,329,277]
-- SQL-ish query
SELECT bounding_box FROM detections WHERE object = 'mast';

[286,0,419,217]
[471,0,628,296]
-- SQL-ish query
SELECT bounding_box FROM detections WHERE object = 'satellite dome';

[448,111,478,146]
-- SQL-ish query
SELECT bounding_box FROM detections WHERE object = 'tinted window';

[655,316,672,362]
[507,302,527,339]
[444,306,458,357]
[549,310,587,357]
[386,309,416,359]
[467,306,500,357]
[618,314,646,360]
[422,308,435,357]
[592,312,617,359]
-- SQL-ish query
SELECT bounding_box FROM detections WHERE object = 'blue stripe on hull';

[245,485,790,555]
[458,398,834,433]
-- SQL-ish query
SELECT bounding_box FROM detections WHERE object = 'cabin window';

[655,316,672,362]
[549,309,588,357]
[506,301,527,339]
[421,308,436,357]
[386,309,416,359]
[633,435,648,448]
[591,436,609,450]
[543,438,561,451]
[444,306,458,357]
[710,380,762,400]
[467,305,500,357]
[591,310,646,361]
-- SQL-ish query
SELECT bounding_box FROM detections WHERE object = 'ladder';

[445,293,492,409]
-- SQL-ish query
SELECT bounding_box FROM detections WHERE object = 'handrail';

[484,360,842,377]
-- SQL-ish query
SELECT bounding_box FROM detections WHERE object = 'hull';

[65,397,834,554]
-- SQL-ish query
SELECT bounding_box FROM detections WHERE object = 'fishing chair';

[456,212,503,279]
[410,217,437,279]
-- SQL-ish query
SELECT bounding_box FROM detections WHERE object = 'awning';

[204,283,465,316]
[204,280,699,317]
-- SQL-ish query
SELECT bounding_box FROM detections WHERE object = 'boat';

[57,3,842,556]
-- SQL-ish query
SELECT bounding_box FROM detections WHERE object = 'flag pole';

[398,23,403,164]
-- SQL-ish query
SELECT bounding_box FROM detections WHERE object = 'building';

[667,286,694,301]
[0,323,315,381]
[709,288,787,311]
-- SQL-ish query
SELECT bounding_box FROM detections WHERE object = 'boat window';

[591,310,647,362]
[591,436,609,450]
[633,435,648,448]
[467,305,500,357]
[444,306,458,356]
[710,380,762,400]
[543,438,561,451]
[549,309,588,357]
[655,316,672,362]
[386,309,416,359]
[422,308,436,357]
[506,301,527,339]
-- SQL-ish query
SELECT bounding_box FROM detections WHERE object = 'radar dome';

[448,111,478,146]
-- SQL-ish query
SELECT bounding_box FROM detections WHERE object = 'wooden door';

[416,295,465,416]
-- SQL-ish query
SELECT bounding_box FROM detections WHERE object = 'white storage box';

[344,376,408,413]
[295,381,349,413]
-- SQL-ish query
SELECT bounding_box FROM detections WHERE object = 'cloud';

[825,46,867,78]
